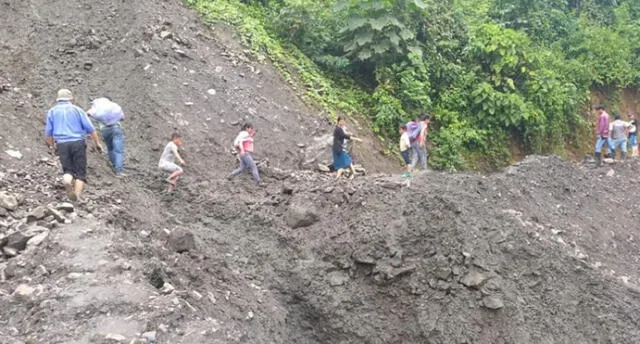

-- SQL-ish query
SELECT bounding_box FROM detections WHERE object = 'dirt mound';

[1,0,640,343]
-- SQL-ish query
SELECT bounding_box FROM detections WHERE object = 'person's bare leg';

[63,174,76,201]
[335,168,344,180]
[349,164,356,179]
[74,179,85,200]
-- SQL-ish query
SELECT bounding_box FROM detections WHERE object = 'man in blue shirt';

[44,89,103,201]
[87,97,126,176]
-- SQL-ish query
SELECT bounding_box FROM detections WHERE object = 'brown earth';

[1,1,640,344]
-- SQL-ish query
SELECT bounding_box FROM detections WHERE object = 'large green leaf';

[357,48,373,60]
[372,41,391,54]
[370,16,393,31]
[355,31,374,46]
[411,0,428,10]
[399,28,414,40]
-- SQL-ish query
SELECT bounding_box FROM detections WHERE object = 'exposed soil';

[1,1,640,344]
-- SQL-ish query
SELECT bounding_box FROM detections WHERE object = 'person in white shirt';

[158,133,186,192]
[399,125,411,177]
[608,113,630,160]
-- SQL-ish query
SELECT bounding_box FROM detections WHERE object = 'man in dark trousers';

[44,89,103,201]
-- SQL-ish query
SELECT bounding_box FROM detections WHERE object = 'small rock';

[184,102,194,106]
[207,89,216,96]
[284,205,319,229]
[158,324,169,333]
[606,169,615,177]
[83,61,93,70]
[27,206,48,222]
[142,331,157,343]
[191,290,203,300]
[482,296,504,310]
[460,270,488,289]
[3,231,31,251]
[148,267,164,289]
[140,230,150,238]
[215,66,222,73]
[105,333,127,342]
[160,31,173,39]
[26,230,49,249]
[434,267,452,281]
[5,150,22,159]
[12,284,35,300]
[296,143,306,148]
[160,282,175,295]
[3,247,18,257]
[327,271,349,287]
[56,202,75,212]
[168,229,196,253]
[46,205,67,223]
[0,192,18,211]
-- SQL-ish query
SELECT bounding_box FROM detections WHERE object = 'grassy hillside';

[187,0,640,170]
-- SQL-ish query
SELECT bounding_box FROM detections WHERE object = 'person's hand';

[96,144,104,153]
[180,160,187,166]
[239,151,246,157]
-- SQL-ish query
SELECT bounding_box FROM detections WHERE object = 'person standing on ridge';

[594,105,613,167]
[228,123,261,183]
[418,113,430,171]
[608,113,630,161]
[399,124,411,177]
[158,133,186,192]
[332,117,362,179]
[87,97,126,176]
[628,113,637,158]
[406,114,425,172]
[44,89,104,201]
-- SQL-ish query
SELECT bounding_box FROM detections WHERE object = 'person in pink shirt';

[594,105,614,167]
[228,123,261,183]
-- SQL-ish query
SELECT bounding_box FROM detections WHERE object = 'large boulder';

[168,228,196,253]
[285,205,319,229]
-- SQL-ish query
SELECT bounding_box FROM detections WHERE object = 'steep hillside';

[1,1,640,344]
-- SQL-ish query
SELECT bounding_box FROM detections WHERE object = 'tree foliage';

[188,0,640,170]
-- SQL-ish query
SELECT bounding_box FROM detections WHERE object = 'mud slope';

[1,0,640,344]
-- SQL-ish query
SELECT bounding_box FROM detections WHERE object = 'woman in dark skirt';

[333,117,361,179]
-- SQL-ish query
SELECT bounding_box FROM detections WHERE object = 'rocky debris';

[148,267,165,289]
[207,88,216,95]
[327,271,349,287]
[12,284,36,301]
[159,31,173,39]
[0,192,18,211]
[606,169,615,177]
[56,202,75,212]
[374,263,416,281]
[168,228,196,253]
[160,282,175,295]
[482,296,504,310]
[285,205,319,229]
[317,164,331,173]
[142,331,157,343]
[46,205,67,223]
[26,206,48,222]
[105,333,127,342]
[460,270,488,289]
[5,150,22,159]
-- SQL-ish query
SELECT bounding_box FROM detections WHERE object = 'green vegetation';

[186,0,640,170]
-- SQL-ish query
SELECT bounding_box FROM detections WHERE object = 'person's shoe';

[116,173,127,178]
[401,172,411,178]
[62,174,77,201]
